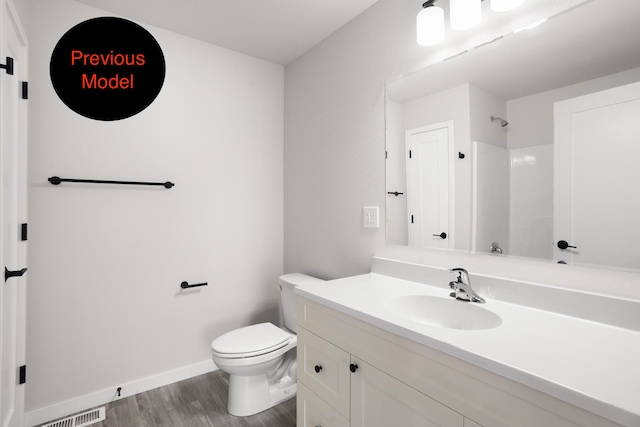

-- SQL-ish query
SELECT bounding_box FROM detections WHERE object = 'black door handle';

[432,232,447,239]
[5,267,27,282]
[557,240,577,250]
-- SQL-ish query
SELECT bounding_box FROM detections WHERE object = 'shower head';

[491,116,509,127]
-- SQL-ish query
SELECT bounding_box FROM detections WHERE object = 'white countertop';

[295,272,640,427]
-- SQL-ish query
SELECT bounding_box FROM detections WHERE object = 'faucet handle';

[449,268,472,288]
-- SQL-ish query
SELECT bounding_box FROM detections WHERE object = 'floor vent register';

[42,407,106,427]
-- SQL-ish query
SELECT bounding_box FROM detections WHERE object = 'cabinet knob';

[314,365,322,373]
[350,363,358,373]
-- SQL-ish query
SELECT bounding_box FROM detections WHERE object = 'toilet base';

[227,373,297,417]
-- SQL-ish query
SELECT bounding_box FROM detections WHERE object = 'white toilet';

[211,273,324,416]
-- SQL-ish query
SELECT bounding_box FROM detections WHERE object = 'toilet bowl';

[210,273,323,416]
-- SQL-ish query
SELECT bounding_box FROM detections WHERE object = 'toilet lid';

[211,322,291,357]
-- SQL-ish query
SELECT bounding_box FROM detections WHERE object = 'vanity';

[294,257,640,427]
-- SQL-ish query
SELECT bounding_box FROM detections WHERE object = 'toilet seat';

[211,322,292,359]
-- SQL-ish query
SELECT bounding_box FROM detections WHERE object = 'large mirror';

[386,0,640,273]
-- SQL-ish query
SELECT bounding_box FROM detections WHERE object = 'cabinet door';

[351,358,464,427]
[297,327,351,418]
[297,383,349,427]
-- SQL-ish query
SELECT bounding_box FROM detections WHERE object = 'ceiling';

[71,0,380,65]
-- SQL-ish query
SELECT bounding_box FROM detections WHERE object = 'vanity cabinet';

[296,296,623,427]
[297,326,464,427]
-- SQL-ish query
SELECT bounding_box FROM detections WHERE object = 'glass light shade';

[417,6,445,46]
[491,0,526,12]
[450,0,482,31]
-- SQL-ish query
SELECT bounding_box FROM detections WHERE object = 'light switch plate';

[363,206,379,228]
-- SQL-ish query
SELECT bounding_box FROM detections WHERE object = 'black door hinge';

[21,223,27,241]
[21,82,28,99]
[0,57,13,75]
[19,365,26,384]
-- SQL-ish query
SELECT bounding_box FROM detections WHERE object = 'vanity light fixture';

[490,0,526,12]
[450,0,482,30]
[417,0,526,46]
[417,0,445,46]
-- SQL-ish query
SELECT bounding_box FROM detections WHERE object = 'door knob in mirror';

[557,240,577,250]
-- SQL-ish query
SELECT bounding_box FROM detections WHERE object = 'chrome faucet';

[448,268,485,303]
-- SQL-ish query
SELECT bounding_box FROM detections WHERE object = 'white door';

[554,81,640,270]
[350,358,464,427]
[0,1,28,426]
[406,122,455,249]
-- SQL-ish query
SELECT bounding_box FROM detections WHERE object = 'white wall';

[27,0,283,415]
[469,84,507,149]
[284,0,640,297]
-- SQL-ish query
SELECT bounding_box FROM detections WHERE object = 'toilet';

[211,273,324,416]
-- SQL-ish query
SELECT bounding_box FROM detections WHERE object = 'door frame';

[0,0,28,425]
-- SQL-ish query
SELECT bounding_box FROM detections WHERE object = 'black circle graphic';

[50,17,165,121]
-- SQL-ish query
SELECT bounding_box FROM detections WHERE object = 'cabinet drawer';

[297,383,349,427]
[297,327,351,419]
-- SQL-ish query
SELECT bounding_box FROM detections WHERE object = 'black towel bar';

[180,281,207,289]
[48,176,174,188]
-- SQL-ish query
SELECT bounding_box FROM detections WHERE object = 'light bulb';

[417,6,445,46]
[491,0,526,12]
[450,0,482,31]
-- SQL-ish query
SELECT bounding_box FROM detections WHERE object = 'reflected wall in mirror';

[385,0,640,273]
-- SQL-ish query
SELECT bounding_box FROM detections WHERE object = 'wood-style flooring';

[39,370,296,427]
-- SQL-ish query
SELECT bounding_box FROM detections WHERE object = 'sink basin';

[385,295,502,330]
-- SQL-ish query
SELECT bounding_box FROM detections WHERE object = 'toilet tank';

[279,273,324,333]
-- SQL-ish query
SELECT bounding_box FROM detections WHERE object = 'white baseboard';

[25,360,218,427]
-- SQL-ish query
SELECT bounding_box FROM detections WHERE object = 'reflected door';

[405,122,454,250]
[554,80,640,270]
